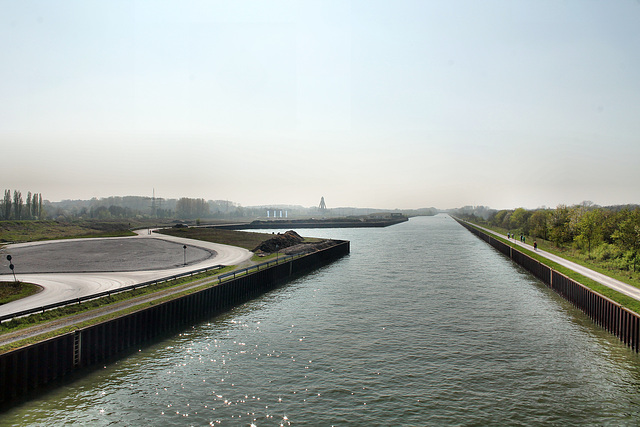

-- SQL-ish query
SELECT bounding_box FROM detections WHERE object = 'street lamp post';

[183,245,187,266]
[6,255,17,282]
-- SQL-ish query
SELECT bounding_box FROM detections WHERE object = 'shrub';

[592,243,621,262]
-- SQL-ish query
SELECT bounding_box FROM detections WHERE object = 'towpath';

[464,221,640,302]
[0,272,225,348]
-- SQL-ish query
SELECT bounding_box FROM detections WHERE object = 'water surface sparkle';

[3,216,640,425]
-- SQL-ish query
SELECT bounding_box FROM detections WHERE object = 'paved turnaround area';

[0,229,253,318]
[471,222,640,302]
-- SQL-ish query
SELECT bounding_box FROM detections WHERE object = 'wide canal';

[2,215,640,425]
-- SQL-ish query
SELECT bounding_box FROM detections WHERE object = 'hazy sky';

[1,0,639,210]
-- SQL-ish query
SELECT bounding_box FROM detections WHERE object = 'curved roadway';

[0,229,253,318]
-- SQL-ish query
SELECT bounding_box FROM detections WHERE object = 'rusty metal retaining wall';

[0,240,349,405]
[457,220,640,353]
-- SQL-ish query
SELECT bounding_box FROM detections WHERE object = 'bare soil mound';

[280,240,340,255]
[252,230,304,253]
[252,230,338,256]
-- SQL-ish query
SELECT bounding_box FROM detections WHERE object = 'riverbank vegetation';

[457,203,640,287]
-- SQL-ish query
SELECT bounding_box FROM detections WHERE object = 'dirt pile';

[253,230,305,254]
[280,240,338,255]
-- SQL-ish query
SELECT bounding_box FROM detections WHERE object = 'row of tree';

[175,197,210,219]
[43,196,329,220]
[1,189,43,220]
[457,203,640,272]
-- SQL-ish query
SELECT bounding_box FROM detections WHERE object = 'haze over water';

[3,216,640,425]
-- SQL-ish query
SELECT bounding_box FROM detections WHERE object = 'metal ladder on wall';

[73,330,82,367]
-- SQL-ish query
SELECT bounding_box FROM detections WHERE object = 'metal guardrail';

[0,253,300,323]
[0,264,224,323]
[217,254,295,281]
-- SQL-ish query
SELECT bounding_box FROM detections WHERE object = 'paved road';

[0,229,253,317]
[469,222,640,302]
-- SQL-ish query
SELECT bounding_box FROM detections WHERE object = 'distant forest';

[0,190,436,222]
[455,203,640,272]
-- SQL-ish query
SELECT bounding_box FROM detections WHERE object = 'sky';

[1,0,639,210]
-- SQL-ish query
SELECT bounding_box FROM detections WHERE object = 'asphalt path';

[469,222,640,302]
[0,229,253,318]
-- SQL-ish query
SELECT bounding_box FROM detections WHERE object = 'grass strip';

[0,282,41,305]
[0,267,235,335]
[158,228,278,251]
[0,220,145,243]
[467,221,640,288]
[0,278,222,353]
[0,257,302,353]
[465,222,640,315]
[158,227,324,251]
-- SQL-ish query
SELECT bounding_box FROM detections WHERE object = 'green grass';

[469,221,640,289]
[0,267,234,336]
[0,257,310,353]
[0,221,319,351]
[0,220,141,243]
[0,276,229,353]
[0,281,41,305]
[160,227,286,250]
[0,223,290,330]
[464,221,640,315]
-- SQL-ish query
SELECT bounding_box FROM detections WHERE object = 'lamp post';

[6,255,16,282]
[183,245,187,266]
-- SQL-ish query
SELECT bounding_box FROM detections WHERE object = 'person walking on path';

[534,241,538,251]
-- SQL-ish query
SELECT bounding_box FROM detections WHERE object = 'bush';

[592,243,621,262]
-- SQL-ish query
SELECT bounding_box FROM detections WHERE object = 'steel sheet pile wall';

[0,240,349,405]
[456,220,640,352]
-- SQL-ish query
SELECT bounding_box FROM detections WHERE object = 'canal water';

[2,215,640,425]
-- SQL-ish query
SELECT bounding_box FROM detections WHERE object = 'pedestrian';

[520,234,523,242]
[533,241,537,251]
[523,236,526,244]
[507,232,511,239]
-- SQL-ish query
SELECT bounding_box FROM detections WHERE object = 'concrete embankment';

[0,240,349,406]
[456,219,640,353]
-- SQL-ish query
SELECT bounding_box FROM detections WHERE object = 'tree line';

[1,189,43,220]
[457,203,640,272]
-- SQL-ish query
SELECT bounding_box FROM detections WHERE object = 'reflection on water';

[3,215,640,425]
